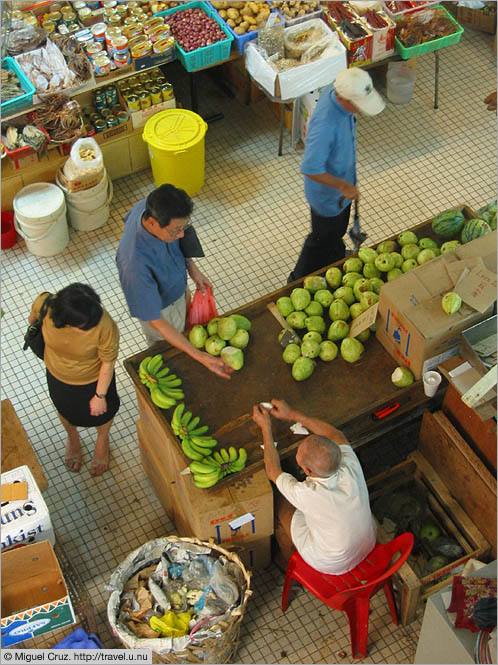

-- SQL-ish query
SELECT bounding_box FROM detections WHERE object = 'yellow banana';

[158,377,182,388]
[193,471,221,488]
[190,425,209,436]
[148,354,163,375]
[220,448,230,463]
[204,455,220,467]
[156,366,171,378]
[228,446,238,462]
[213,451,224,465]
[187,416,200,431]
[182,438,206,461]
[181,410,192,426]
[237,448,248,466]
[191,436,217,449]
[139,356,152,375]
[171,403,185,430]
[150,387,176,409]
[190,460,220,475]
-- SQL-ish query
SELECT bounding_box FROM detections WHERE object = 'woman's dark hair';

[143,184,193,228]
[50,283,103,330]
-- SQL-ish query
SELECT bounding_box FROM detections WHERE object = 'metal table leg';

[278,103,285,156]
[434,50,439,110]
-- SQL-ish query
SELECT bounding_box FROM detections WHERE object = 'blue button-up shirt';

[116,198,187,321]
[300,85,357,217]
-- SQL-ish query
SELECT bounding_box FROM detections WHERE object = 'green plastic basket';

[155,1,233,72]
[394,5,464,59]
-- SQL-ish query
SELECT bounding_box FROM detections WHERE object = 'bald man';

[253,399,376,574]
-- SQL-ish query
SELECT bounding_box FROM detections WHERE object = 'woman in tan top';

[29,283,120,475]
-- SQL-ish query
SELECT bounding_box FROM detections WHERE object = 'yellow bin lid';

[142,109,207,152]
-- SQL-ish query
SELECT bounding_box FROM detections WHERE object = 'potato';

[226,7,239,19]
[231,1,246,7]
[248,24,259,31]
[248,1,259,14]
[234,24,247,34]
[219,8,228,18]
[227,18,236,27]
[235,14,242,23]
[240,5,252,15]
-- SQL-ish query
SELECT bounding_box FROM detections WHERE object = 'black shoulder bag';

[23,296,52,360]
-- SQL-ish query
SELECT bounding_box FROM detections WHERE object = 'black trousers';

[289,204,352,281]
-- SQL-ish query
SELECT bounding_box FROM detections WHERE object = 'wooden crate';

[419,409,497,556]
[367,451,491,624]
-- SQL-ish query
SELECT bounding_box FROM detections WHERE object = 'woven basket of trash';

[107,535,252,664]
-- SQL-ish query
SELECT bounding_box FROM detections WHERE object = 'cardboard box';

[457,5,496,34]
[323,10,373,67]
[92,117,132,146]
[1,466,55,553]
[57,166,105,193]
[173,465,273,546]
[245,21,347,100]
[129,98,176,129]
[365,12,396,62]
[133,47,176,72]
[226,535,271,571]
[1,540,76,647]
[376,242,496,379]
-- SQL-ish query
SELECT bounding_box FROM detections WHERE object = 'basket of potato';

[210,1,273,52]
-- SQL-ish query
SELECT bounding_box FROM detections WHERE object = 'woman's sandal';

[90,455,109,476]
[65,452,82,472]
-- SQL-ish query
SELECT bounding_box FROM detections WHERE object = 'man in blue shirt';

[289,68,385,282]
[116,184,232,380]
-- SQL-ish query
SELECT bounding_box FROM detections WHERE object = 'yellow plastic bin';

[142,109,208,197]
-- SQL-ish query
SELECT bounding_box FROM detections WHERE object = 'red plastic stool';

[281,532,414,659]
[1,211,17,249]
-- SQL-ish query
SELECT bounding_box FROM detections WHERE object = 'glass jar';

[161,82,174,101]
[150,86,162,105]
[138,90,152,109]
[126,94,140,112]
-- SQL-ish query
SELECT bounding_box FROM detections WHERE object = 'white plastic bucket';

[386,62,416,105]
[13,183,69,257]
[56,169,114,232]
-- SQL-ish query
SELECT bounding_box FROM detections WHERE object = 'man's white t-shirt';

[276,444,376,574]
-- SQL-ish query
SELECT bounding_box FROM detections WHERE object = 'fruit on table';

[400,243,420,260]
[363,263,381,279]
[305,315,326,334]
[305,300,323,317]
[369,277,384,294]
[349,303,364,319]
[417,248,436,265]
[390,252,403,269]
[358,247,377,264]
[342,272,362,288]
[303,331,322,344]
[314,289,334,307]
[398,230,418,246]
[391,366,414,387]
[230,313,251,330]
[319,340,338,361]
[461,218,492,244]
[303,275,327,292]
[207,317,220,336]
[441,291,462,315]
[359,291,379,311]
[419,237,438,249]
[353,278,371,300]
[376,239,397,254]
[333,286,354,306]
[328,319,350,341]
[387,268,403,281]
[287,310,307,329]
[217,316,237,340]
[301,338,320,359]
[292,356,315,381]
[402,258,418,272]
[329,299,350,321]
[189,324,208,349]
[171,403,210,440]
[220,346,244,370]
[139,354,184,409]
[290,287,311,311]
[277,296,294,317]
[340,337,364,363]
[343,257,363,273]
[325,266,342,288]
[431,208,465,238]
[190,446,248,488]
[229,328,249,349]
[440,240,460,254]
[282,343,301,364]
[205,334,226,356]
[375,252,395,272]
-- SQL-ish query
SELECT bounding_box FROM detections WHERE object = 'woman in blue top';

[289,68,385,282]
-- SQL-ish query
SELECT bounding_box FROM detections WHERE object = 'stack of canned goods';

[82,85,130,133]
[116,67,174,113]
[39,2,79,34]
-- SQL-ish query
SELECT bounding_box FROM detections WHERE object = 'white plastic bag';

[70,137,103,173]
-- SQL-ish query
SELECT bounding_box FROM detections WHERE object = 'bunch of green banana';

[139,354,184,409]
[189,446,248,488]
[170,403,210,440]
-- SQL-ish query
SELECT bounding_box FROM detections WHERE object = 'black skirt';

[46,369,120,427]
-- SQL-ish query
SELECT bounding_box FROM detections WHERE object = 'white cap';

[334,68,385,116]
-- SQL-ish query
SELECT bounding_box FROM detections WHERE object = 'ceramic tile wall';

[1,25,496,663]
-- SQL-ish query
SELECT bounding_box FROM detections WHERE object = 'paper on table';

[455,265,498,313]
[446,256,485,285]
[348,302,378,338]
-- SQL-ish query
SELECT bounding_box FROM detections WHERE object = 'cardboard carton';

[57,166,105,193]
[1,466,54,552]
[245,22,347,100]
[129,98,176,129]
[173,465,273,546]
[226,535,271,571]
[457,5,496,34]
[1,540,76,647]
[323,10,373,67]
[376,234,497,379]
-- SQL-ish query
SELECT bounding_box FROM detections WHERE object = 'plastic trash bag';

[186,284,218,329]
[181,554,215,589]
[70,137,103,173]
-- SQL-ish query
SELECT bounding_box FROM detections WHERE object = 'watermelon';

[477,200,497,231]
[431,209,465,238]
[460,218,492,244]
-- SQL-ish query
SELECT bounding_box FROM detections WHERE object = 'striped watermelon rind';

[460,218,492,244]
[431,209,465,238]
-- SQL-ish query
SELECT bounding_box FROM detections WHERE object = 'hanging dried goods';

[36,94,83,142]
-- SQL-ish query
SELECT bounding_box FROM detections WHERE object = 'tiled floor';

[2,25,496,664]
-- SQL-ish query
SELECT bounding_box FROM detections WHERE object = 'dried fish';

[15,39,78,94]
[3,124,46,151]
[7,20,47,56]
[1,69,24,100]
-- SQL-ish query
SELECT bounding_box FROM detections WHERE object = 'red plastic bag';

[186,285,219,329]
